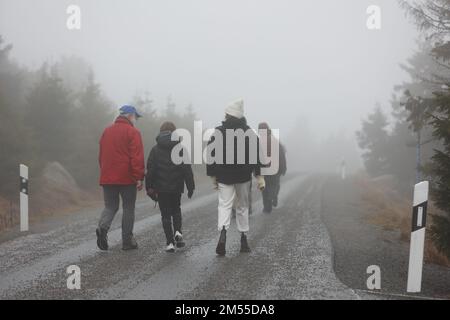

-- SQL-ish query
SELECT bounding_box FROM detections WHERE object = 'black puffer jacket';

[145,131,195,194]
[206,116,262,185]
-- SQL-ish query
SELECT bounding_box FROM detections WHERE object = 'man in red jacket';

[96,105,145,251]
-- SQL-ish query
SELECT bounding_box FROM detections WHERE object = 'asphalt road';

[0,174,446,300]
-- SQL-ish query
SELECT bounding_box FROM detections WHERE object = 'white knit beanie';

[225,99,244,119]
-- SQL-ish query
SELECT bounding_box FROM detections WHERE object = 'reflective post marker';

[407,181,428,293]
[20,164,29,232]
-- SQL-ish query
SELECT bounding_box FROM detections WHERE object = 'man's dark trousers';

[98,184,137,242]
[262,175,281,213]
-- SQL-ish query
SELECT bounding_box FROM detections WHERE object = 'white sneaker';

[165,243,175,252]
[174,231,185,248]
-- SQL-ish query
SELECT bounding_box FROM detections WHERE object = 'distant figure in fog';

[258,122,287,214]
[207,99,265,256]
[97,105,145,251]
[340,158,346,180]
[145,121,195,253]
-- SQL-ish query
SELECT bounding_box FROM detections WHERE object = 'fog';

[0,0,420,172]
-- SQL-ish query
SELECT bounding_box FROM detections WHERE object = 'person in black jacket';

[145,121,195,252]
[206,99,265,256]
[258,122,287,213]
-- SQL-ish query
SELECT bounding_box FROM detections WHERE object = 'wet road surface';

[0,174,427,300]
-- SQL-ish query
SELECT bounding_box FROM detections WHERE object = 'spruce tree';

[400,0,450,257]
[356,105,390,177]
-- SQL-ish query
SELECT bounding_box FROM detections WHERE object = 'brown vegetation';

[0,162,102,232]
[355,173,450,268]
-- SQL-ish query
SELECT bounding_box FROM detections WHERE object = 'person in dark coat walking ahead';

[207,99,265,256]
[145,122,195,252]
[97,105,145,251]
[258,122,287,213]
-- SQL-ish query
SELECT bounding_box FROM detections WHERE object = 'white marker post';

[19,164,29,232]
[340,159,346,180]
[407,181,429,293]
[341,164,346,180]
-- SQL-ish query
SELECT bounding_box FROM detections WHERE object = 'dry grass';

[0,197,19,230]
[0,180,102,232]
[355,173,450,268]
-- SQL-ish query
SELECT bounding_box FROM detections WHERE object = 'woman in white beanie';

[206,99,265,256]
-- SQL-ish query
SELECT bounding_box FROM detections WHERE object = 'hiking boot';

[216,226,227,256]
[96,228,108,251]
[166,243,175,253]
[174,231,185,248]
[240,233,251,253]
[122,236,138,251]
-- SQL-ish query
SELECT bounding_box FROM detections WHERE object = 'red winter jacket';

[99,116,145,185]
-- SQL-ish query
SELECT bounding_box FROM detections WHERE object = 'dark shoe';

[263,208,272,214]
[122,236,138,250]
[216,227,227,256]
[96,228,108,251]
[240,233,251,253]
[174,231,185,248]
[272,198,278,208]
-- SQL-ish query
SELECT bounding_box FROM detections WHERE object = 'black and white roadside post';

[19,164,29,232]
[407,181,429,293]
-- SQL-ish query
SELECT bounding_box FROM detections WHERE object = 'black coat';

[145,131,195,194]
[206,116,262,185]
[278,143,287,176]
[267,143,287,176]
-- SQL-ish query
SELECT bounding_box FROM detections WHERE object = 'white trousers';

[217,181,250,233]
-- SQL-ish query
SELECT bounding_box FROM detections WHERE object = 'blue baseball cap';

[119,105,142,118]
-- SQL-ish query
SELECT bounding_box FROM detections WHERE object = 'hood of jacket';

[156,130,179,150]
[221,116,249,130]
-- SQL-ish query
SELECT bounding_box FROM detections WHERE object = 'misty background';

[4,0,450,267]
[0,0,420,174]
